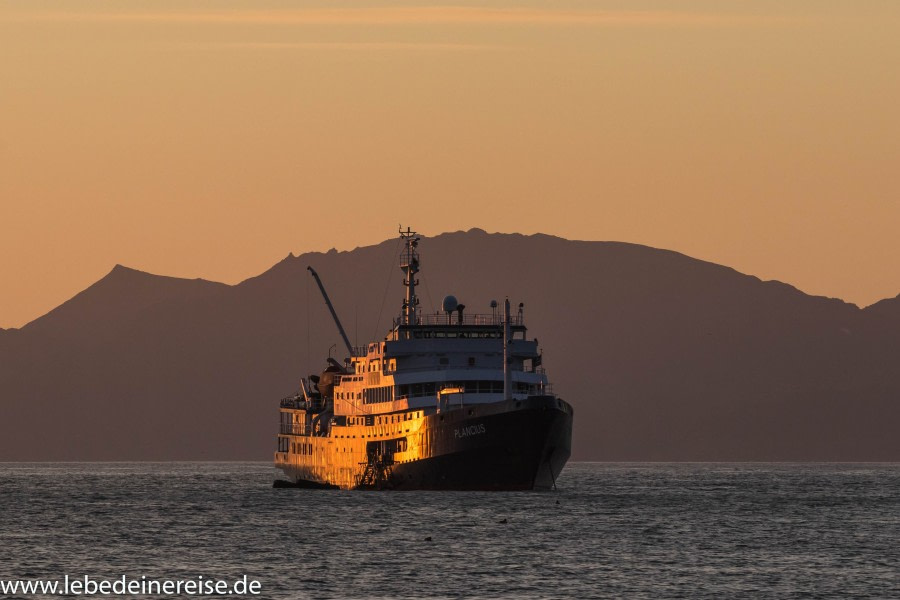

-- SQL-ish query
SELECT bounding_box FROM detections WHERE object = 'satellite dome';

[442,295,458,312]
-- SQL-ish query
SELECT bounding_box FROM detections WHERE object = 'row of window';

[437,357,478,366]
[345,412,421,427]
[399,380,534,398]
[292,441,313,455]
[362,386,394,405]
[410,331,502,339]
[336,380,537,404]
[361,361,383,373]
[276,437,315,455]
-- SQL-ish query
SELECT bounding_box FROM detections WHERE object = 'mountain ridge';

[22,264,228,337]
[12,230,878,332]
[1,230,898,461]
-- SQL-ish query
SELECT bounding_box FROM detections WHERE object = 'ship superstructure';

[274,228,573,490]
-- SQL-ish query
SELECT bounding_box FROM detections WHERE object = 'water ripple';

[0,463,898,598]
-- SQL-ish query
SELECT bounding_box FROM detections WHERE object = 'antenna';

[442,295,458,325]
[399,226,420,326]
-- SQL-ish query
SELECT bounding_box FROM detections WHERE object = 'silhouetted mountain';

[23,264,228,338]
[865,294,900,321]
[1,230,898,461]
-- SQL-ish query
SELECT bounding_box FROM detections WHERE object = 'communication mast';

[399,226,420,326]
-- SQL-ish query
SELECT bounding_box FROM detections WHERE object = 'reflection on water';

[1,462,898,598]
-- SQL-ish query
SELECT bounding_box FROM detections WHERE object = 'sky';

[1,0,898,328]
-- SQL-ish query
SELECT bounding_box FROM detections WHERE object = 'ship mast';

[504,298,511,400]
[399,226,420,326]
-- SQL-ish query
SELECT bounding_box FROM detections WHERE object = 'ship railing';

[280,396,320,410]
[394,313,524,327]
[279,425,308,436]
[280,396,300,409]
[399,247,418,269]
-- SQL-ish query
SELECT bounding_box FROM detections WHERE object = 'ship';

[273,227,573,490]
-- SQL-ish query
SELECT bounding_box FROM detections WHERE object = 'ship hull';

[387,396,572,490]
[275,396,573,491]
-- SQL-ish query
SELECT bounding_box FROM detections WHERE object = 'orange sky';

[2,0,898,328]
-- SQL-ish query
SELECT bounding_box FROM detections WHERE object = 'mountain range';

[1,229,898,461]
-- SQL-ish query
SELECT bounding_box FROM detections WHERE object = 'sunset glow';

[2,0,898,327]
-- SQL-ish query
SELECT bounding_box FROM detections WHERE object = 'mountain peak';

[105,263,151,279]
[22,264,227,334]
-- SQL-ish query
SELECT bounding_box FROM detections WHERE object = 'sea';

[1,462,898,599]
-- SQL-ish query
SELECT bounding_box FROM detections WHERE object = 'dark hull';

[278,395,573,491]
[382,396,572,490]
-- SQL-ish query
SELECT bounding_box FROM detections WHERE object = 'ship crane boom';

[307,266,355,357]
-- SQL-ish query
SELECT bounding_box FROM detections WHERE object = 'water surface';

[1,463,898,598]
